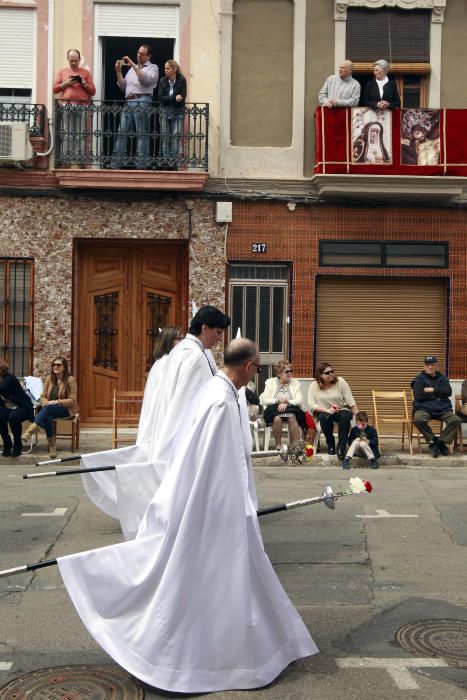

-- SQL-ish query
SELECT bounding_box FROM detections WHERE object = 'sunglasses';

[283,369,293,374]
[322,370,334,375]
[250,362,262,374]
[52,363,63,368]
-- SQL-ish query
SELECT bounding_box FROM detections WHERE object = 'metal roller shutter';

[0,8,35,90]
[95,4,178,38]
[315,277,447,429]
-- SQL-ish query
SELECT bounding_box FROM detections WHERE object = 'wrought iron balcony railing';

[54,100,209,171]
[0,102,47,137]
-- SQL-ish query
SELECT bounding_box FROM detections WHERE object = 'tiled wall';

[227,201,467,378]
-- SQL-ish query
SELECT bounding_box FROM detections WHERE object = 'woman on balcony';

[363,59,400,111]
[22,357,79,459]
[158,60,187,170]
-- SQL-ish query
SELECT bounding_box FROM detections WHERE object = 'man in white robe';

[81,306,230,538]
[58,338,317,692]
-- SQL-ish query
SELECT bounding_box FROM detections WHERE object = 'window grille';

[146,293,171,371]
[93,292,118,370]
[319,241,448,268]
[0,258,33,377]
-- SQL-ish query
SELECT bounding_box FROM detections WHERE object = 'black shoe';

[2,447,11,457]
[428,442,440,458]
[342,457,351,469]
[437,441,449,456]
[327,447,336,455]
[337,449,344,460]
[11,448,23,458]
[370,458,380,469]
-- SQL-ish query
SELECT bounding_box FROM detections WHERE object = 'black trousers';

[316,409,353,453]
[0,405,34,452]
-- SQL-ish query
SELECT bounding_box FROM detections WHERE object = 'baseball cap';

[424,355,437,364]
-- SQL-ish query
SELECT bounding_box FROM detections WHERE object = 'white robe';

[58,372,317,692]
[81,335,215,538]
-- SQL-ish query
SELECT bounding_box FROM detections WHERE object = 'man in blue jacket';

[412,355,461,457]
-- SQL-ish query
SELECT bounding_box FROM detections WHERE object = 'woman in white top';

[259,360,306,450]
[307,361,358,459]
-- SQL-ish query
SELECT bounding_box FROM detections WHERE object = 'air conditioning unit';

[0,122,33,161]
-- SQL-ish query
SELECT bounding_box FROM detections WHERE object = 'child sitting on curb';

[342,410,380,470]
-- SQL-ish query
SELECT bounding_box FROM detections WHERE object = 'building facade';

[0,0,465,423]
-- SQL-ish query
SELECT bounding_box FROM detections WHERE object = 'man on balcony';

[53,49,96,165]
[318,60,360,109]
[110,44,159,169]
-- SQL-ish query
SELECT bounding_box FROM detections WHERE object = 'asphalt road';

[1,455,467,699]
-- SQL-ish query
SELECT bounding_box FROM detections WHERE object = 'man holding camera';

[53,49,96,164]
[110,44,159,169]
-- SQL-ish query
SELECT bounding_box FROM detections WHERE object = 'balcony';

[0,103,54,185]
[53,100,209,191]
[312,107,467,202]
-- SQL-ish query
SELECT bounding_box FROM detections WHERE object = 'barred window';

[0,257,34,376]
[93,292,118,371]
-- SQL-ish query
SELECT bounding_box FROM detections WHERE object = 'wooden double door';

[76,240,187,425]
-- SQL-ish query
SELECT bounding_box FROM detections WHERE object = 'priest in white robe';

[58,338,317,692]
[81,306,230,538]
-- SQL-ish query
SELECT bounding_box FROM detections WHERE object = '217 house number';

[252,243,267,253]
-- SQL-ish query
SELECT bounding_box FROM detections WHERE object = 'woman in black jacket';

[0,360,34,457]
[158,60,187,169]
[363,59,400,110]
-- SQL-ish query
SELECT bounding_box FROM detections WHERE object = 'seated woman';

[259,360,306,450]
[22,357,79,459]
[0,360,34,457]
[308,361,358,459]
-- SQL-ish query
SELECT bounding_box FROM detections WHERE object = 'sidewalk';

[10,428,466,469]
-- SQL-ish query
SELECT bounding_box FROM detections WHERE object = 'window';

[229,264,289,392]
[320,242,448,268]
[0,258,33,377]
[146,293,171,372]
[347,7,431,108]
[93,292,118,370]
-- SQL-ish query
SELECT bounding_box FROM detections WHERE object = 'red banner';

[314,107,467,177]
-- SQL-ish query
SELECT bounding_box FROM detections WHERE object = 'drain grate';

[0,665,144,699]
[396,619,467,668]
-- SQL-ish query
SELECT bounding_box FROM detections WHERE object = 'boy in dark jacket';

[412,355,461,457]
[342,410,380,469]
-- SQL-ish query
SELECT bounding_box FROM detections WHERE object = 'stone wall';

[0,194,227,376]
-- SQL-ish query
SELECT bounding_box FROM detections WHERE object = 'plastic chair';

[112,390,144,449]
[372,390,413,455]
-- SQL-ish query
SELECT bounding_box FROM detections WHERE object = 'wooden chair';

[54,414,80,452]
[112,390,144,449]
[372,390,413,455]
[454,394,464,453]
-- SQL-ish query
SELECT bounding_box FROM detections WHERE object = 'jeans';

[34,404,70,438]
[61,103,88,162]
[111,96,152,168]
[316,409,353,453]
[160,114,184,166]
[0,404,34,453]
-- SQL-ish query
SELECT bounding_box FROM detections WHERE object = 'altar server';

[59,338,317,692]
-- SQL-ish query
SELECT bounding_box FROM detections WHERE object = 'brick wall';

[227,201,467,378]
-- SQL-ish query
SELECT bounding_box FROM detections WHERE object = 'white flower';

[348,477,366,494]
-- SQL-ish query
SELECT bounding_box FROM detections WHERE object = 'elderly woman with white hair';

[363,59,400,110]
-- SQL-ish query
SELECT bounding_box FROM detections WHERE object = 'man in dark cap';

[412,355,461,457]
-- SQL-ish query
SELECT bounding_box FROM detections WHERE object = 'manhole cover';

[0,665,144,699]
[396,619,467,667]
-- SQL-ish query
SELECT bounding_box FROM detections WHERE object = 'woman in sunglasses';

[22,356,79,458]
[308,362,358,458]
[259,360,306,450]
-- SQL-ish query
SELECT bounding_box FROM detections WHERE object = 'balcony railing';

[0,102,47,137]
[315,107,467,176]
[54,100,209,171]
